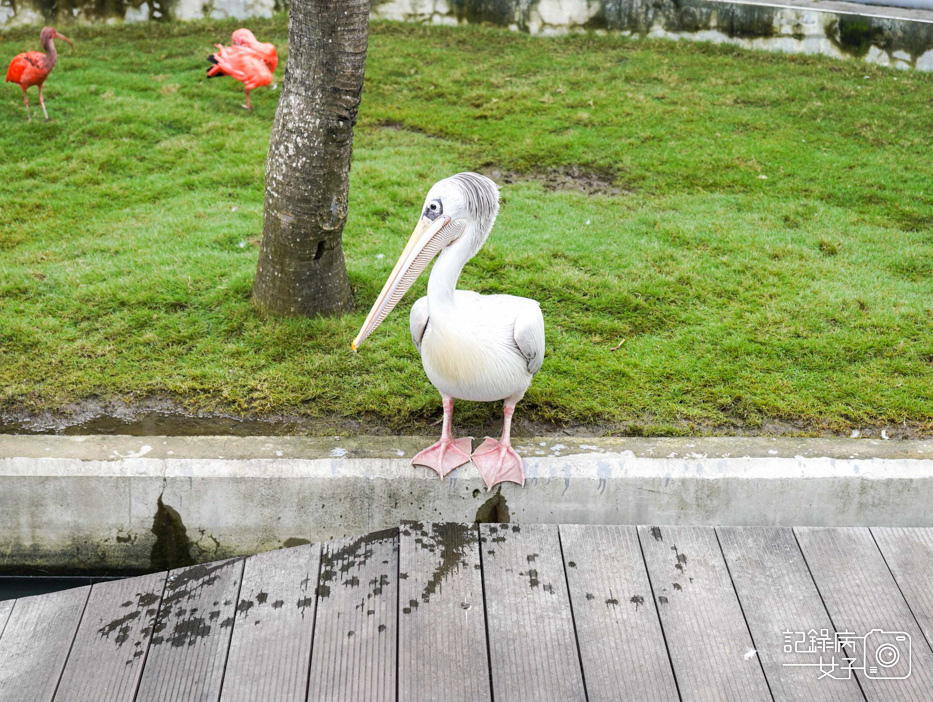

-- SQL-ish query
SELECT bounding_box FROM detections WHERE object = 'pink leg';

[244,88,251,110]
[471,403,525,490]
[411,396,473,479]
[21,87,31,122]
[38,85,49,121]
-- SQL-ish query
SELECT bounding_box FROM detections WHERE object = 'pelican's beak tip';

[351,341,359,353]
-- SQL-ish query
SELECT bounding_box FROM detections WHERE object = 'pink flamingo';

[206,44,273,110]
[5,26,74,121]
[231,28,278,73]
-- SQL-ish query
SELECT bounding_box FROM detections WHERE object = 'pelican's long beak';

[353,214,460,351]
[54,31,74,50]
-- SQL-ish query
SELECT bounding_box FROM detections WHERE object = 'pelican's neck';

[427,222,481,313]
[427,244,468,312]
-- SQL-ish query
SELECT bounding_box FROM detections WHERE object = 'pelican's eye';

[424,199,443,221]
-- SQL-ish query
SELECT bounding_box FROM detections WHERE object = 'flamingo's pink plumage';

[206,44,273,110]
[231,28,278,73]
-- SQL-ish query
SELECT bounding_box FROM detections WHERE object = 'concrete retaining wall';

[2,0,932,71]
[1,435,931,572]
[372,0,933,70]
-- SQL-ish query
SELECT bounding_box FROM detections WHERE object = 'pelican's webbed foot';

[412,437,473,479]
[472,438,524,490]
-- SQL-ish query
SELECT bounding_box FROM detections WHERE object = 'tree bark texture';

[253,0,369,316]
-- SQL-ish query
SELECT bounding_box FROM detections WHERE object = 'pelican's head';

[352,172,499,351]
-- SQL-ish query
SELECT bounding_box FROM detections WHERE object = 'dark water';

[0,409,323,436]
[0,575,125,602]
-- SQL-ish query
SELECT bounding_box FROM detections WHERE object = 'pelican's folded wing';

[409,296,430,354]
[513,302,545,375]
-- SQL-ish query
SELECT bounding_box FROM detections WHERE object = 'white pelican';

[353,173,545,489]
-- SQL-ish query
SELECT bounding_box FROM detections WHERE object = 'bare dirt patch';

[2,397,929,440]
[480,165,632,197]
[374,122,629,196]
[376,120,445,140]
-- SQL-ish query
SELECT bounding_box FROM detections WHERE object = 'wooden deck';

[2,524,933,701]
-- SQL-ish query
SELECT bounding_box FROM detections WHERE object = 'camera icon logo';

[783,627,913,681]
[861,630,911,680]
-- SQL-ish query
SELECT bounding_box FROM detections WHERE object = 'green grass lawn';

[1,17,931,436]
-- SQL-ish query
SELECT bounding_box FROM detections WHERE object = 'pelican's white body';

[353,173,543,488]
[411,291,544,403]
[400,174,545,405]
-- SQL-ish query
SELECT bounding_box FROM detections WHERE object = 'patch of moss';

[837,18,872,57]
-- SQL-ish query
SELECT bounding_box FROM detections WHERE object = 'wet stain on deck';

[98,609,141,645]
[671,545,688,572]
[411,522,475,603]
[148,560,240,647]
[312,526,398,631]
[101,588,164,647]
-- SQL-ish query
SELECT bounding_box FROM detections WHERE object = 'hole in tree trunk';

[314,241,326,261]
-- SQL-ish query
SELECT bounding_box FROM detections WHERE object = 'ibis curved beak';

[54,31,74,50]
[352,214,462,351]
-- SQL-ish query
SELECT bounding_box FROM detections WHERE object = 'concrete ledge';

[1,435,932,572]
[2,434,929,460]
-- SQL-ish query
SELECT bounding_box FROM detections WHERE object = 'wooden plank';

[398,521,491,702]
[480,523,586,702]
[872,527,933,650]
[0,586,90,702]
[796,527,933,701]
[307,528,398,702]
[559,524,679,702]
[53,572,167,702]
[638,525,771,701]
[135,558,244,702]
[718,526,863,701]
[220,543,322,702]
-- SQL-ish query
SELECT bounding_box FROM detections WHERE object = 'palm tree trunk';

[253,0,369,316]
